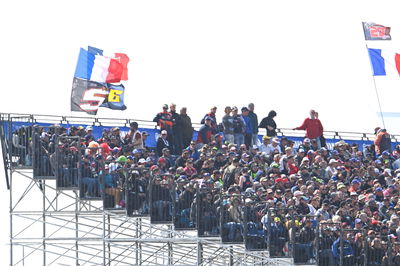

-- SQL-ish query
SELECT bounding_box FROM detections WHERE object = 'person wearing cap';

[156,130,170,157]
[222,106,235,144]
[374,127,391,155]
[296,195,311,215]
[259,135,271,153]
[264,137,282,158]
[240,106,253,149]
[259,110,277,137]
[231,106,246,146]
[348,179,361,193]
[185,140,200,161]
[200,106,218,130]
[179,107,194,149]
[124,121,144,150]
[83,125,94,143]
[103,164,124,208]
[293,109,324,149]
[153,104,174,143]
[196,116,214,148]
[175,149,191,168]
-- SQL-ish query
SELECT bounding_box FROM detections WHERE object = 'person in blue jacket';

[331,233,355,265]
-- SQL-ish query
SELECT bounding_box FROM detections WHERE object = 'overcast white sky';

[1,0,400,263]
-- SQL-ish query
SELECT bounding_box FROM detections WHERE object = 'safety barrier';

[55,135,80,189]
[6,113,400,266]
[197,187,220,237]
[125,167,149,216]
[32,126,56,179]
[174,179,196,230]
[220,194,244,244]
[243,198,267,251]
[149,174,175,224]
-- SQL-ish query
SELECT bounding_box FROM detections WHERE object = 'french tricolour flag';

[368,48,400,76]
[74,47,129,83]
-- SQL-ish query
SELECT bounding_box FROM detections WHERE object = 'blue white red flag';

[368,48,400,76]
[74,47,129,83]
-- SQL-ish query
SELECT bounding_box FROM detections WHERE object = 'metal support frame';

[1,113,309,265]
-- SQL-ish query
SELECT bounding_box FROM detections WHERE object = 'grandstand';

[2,113,400,265]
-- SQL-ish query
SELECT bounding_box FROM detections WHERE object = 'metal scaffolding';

[1,113,295,266]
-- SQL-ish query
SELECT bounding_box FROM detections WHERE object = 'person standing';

[180,107,193,149]
[247,103,259,146]
[259,110,277,137]
[232,106,245,146]
[170,103,183,155]
[374,127,392,155]
[293,110,323,148]
[222,106,235,144]
[241,107,253,149]
[201,106,218,131]
[153,104,174,146]
[124,122,143,150]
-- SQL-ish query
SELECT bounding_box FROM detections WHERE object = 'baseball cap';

[384,168,392,176]
[262,135,271,140]
[161,130,168,135]
[293,191,304,197]
[329,159,338,164]
[337,183,346,189]
[86,126,93,131]
[241,107,249,112]
[304,138,311,143]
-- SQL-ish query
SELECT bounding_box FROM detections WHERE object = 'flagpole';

[365,44,386,129]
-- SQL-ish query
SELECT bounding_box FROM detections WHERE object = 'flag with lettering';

[71,78,109,115]
[100,84,127,110]
[363,22,391,40]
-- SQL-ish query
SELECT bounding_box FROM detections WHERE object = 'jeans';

[295,243,314,260]
[251,134,259,147]
[224,222,243,242]
[61,168,78,187]
[234,134,244,146]
[224,134,234,145]
[81,177,99,197]
[312,137,322,149]
[153,200,172,221]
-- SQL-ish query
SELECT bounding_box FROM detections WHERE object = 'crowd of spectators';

[8,104,400,265]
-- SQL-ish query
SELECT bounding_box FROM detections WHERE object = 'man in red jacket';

[293,110,324,148]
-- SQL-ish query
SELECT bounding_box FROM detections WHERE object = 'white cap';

[329,159,338,164]
[86,126,93,131]
[384,168,392,176]
[293,191,303,197]
[161,130,167,135]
